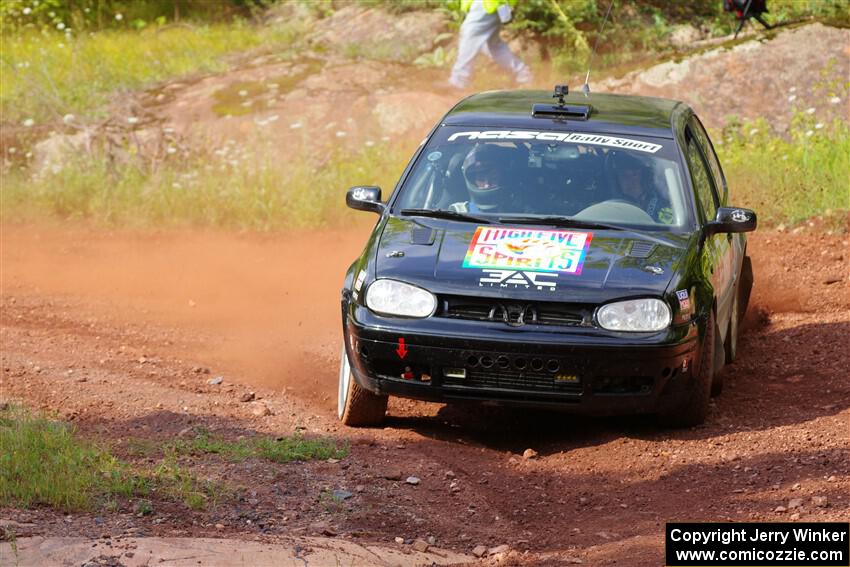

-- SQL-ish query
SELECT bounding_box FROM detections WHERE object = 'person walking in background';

[448,0,532,89]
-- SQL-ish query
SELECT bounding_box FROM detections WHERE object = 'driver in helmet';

[610,151,674,224]
[449,144,517,213]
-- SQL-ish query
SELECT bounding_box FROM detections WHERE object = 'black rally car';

[338,87,756,428]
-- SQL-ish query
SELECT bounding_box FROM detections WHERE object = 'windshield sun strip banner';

[462,226,593,275]
[446,130,663,154]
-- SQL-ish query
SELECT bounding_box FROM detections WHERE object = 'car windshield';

[394,126,691,230]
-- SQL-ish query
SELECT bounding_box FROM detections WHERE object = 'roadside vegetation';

[1,21,304,125]
[718,111,849,228]
[2,98,846,231]
[0,404,348,513]
[0,404,146,511]
[143,426,348,463]
[368,0,850,76]
[0,139,411,229]
[1,0,847,231]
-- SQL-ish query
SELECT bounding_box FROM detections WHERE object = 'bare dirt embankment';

[600,23,850,130]
[2,18,850,567]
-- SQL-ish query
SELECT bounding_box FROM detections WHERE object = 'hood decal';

[462,226,593,275]
[478,269,559,291]
[375,217,687,301]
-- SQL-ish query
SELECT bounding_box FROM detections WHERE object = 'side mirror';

[346,186,385,214]
[705,207,757,236]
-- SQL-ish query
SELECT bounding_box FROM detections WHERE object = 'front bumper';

[344,305,701,415]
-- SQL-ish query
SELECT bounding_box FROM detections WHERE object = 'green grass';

[2,106,846,231]
[163,427,349,464]
[716,111,850,228]
[0,405,225,512]
[1,139,413,230]
[254,435,348,463]
[0,405,144,510]
[150,457,226,511]
[0,20,304,124]
[0,404,340,513]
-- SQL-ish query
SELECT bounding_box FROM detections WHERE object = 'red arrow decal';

[396,338,408,359]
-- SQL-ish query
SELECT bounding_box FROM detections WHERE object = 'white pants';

[448,0,532,88]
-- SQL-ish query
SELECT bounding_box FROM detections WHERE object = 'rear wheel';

[712,317,727,397]
[739,255,754,318]
[723,286,741,366]
[658,311,716,428]
[338,342,388,427]
[722,255,753,370]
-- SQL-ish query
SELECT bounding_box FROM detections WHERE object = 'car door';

[683,121,735,342]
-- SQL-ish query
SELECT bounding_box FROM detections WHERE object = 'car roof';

[443,90,690,139]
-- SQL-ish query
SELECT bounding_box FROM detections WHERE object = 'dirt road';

[1,223,848,566]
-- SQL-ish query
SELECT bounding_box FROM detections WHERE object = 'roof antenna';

[582,0,616,96]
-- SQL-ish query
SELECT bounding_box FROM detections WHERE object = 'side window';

[685,127,718,223]
[689,116,727,206]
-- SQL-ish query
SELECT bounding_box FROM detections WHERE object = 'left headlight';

[365,279,437,318]
[596,298,671,332]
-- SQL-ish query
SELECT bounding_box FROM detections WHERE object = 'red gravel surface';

[1,223,848,566]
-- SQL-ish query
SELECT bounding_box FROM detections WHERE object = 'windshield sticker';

[463,227,593,275]
[447,130,662,154]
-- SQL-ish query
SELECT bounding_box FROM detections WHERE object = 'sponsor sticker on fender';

[676,289,691,311]
[463,226,593,275]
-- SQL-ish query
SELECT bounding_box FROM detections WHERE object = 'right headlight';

[596,298,671,332]
[365,279,437,318]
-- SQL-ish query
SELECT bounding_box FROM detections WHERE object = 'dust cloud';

[2,222,375,402]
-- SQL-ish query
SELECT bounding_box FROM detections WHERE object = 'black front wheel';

[658,311,716,427]
[338,342,388,427]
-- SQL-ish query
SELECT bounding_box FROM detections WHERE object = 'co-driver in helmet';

[609,151,674,224]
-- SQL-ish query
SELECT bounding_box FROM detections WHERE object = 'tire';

[338,342,388,427]
[712,317,727,397]
[723,285,740,366]
[739,255,754,319]
[658,311,716,427]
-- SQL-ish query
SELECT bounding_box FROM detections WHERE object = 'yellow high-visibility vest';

[460,0,518,14]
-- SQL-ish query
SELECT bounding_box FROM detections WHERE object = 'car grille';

[437,295,592,327]
[443,351,583,393]
[444,368,582,393]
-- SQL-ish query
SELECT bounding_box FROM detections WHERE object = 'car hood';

[375,217,691,303]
